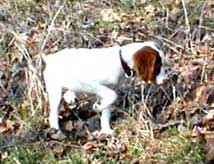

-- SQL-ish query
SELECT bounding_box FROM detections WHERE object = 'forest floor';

[0,0,213,163]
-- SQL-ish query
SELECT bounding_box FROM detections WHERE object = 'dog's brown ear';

[134,46,162,83]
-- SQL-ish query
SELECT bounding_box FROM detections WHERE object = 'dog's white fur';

[43,41,167,134]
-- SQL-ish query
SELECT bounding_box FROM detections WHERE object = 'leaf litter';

[0,0,214,163]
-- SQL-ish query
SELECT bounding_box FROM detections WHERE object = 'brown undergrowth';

[0,0,213,163]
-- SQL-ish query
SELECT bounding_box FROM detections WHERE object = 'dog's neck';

[119,49,135,78]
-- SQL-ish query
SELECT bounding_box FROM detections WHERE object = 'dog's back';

[43,46,123,87]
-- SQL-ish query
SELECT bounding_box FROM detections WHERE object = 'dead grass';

[0,0,213,163]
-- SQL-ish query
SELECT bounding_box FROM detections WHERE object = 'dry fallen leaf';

[0,59,11,72]
[204,132,214,161]
[195,85,214,107]
[191,110,214,161]
[144,4,156,16]
[83,141,99,154]
[0,151,8,161]
[64,120,75,132]
[47,128,66,141]
[48,140,65,157]
[101,9,121,22]
[204,110,214,131]
[191,126,204,143]
[178,65,202,85]
[0,119,15,134]
[206,110,214,120]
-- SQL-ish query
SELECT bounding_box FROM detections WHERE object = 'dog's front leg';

[63,90,77,108]
[92,85,117,135]
[100,107,114,134]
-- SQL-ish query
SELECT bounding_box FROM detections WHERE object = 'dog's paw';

[63,91,77,104]
[92,128,115,138]
[92,129,114,140]
[100,128,114,135]
[92,100,102,111]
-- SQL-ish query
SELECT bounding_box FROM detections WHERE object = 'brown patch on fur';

[134,46,162,83]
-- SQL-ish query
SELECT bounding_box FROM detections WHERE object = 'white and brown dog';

[42,41,168,135]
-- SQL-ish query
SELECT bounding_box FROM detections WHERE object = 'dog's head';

[133,45,169,85]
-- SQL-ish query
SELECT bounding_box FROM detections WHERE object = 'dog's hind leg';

[47,86,62,130]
